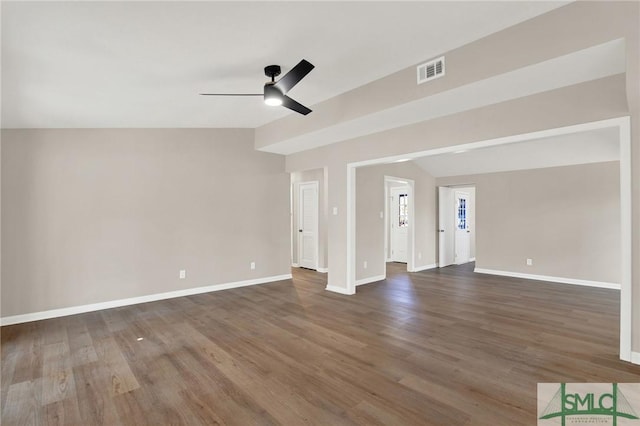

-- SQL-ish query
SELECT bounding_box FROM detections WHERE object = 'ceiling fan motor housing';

[264,65,282,80]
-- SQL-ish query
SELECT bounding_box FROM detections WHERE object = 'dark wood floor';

[2,263,639,425]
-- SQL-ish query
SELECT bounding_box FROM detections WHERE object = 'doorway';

[438,186,475,267]
[454,189,471,264]
[389,186,410,263]
[346,117,632,363]
[298,181,318,270]
[383,176,416,274]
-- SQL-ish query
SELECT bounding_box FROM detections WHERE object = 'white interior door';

[438,186,455,267]
[298,182,318,270]
[390,186,409,263]
[454,190,471,264]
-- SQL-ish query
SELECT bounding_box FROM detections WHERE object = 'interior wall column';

[325,160,353,294]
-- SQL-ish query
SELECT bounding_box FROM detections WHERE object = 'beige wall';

[279,1,639,351]
[1,129,291,317]
[437,162,621,284]
[290,168,328,271]
[286,76,627,291]
[356,162,436,282]
[2,1,637,352]
[356,160,619,285]
[285,75,627,172]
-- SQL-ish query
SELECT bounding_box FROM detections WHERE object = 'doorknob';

[298,229,303,233]
[439,229,445,233]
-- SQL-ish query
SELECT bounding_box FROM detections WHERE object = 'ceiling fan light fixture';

[264,84,283,107]
[201,60,313,115]
[264,96,283,107]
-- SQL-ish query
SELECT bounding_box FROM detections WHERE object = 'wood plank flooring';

[2,263,639,425]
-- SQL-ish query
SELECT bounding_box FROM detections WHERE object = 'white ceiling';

[412,127,620,177]
[1,1,569,129]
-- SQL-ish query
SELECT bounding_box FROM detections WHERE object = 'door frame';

[346,116,632,363]
[296,180,319,270]
[438,185,475,267]
[389,185,410,263]
[383,176,415,277]
[453,189,471,265]
[438,186,455,268]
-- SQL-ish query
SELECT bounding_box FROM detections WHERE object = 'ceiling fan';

[200,59,315,115]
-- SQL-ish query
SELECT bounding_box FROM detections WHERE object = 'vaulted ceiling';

[2,1,569,129]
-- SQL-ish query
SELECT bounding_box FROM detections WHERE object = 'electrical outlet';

[179,269,186,279]
[379,211,384,219]
[363,261,368,269]
[418,252,422,260]
[250,262,256,270]
[332,207,338,215]
[526,258,533,266]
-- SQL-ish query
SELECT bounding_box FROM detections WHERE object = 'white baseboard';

[325,285,356,295]
[0,274,292,326]
[355,274,386,286]
[292,264,327,273]
[630,352,640,365]
[474,268,620,290]
[409,263,438,273]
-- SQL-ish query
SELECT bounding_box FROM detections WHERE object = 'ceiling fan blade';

[200,93,262,96]
[273,59,314,94]
[281,95,312,115]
